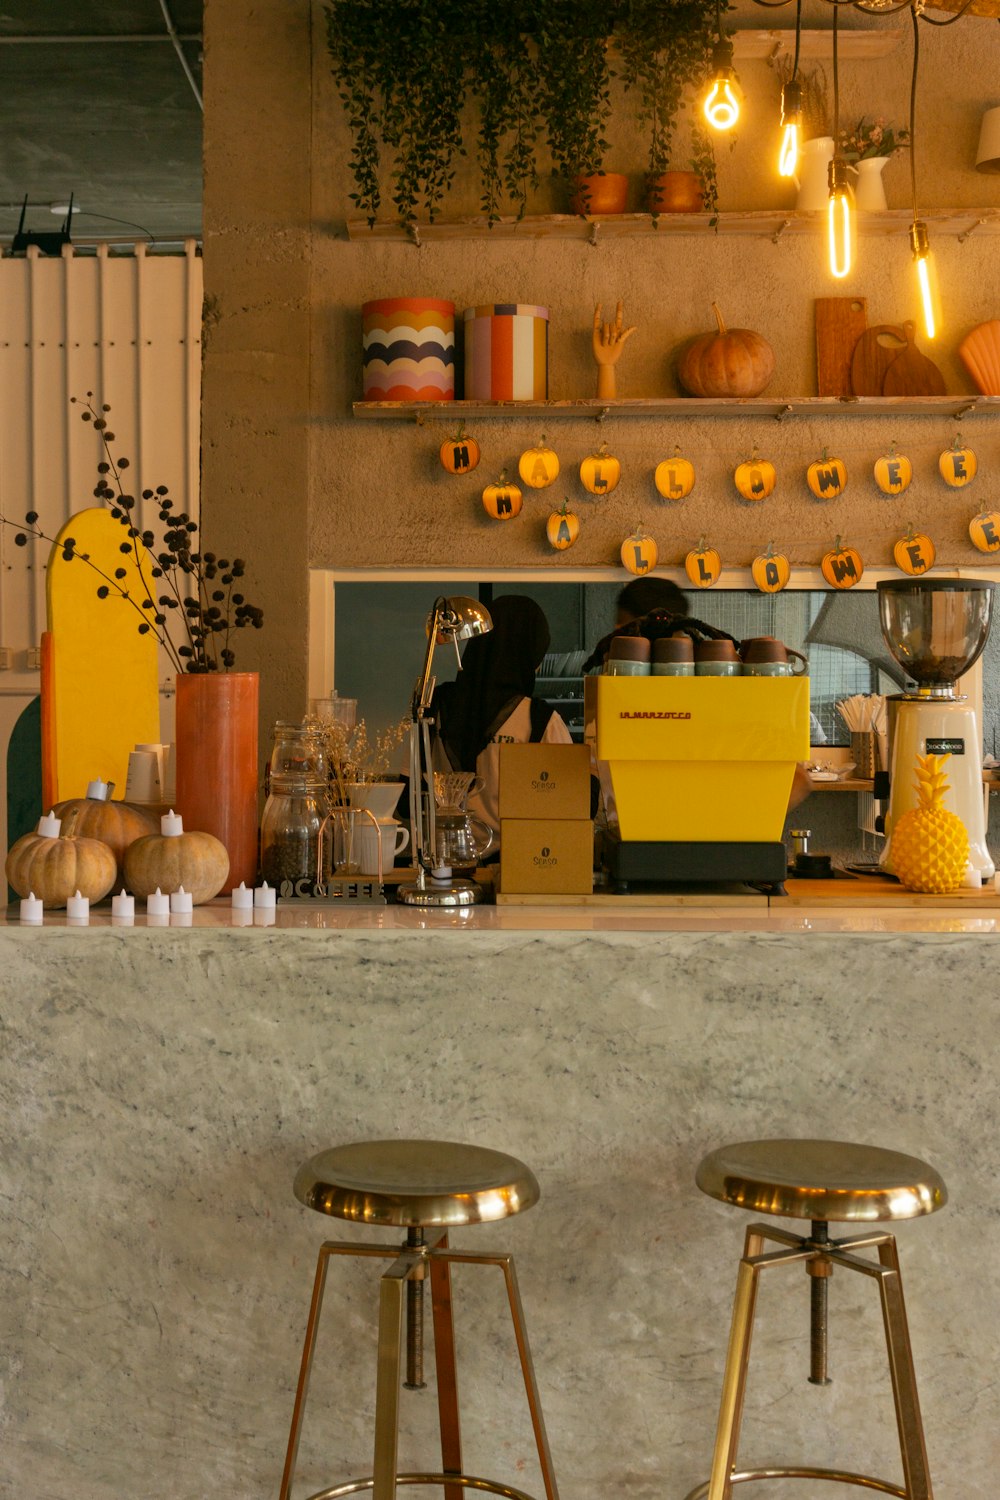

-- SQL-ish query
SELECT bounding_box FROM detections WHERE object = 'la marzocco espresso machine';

[876,577,995,880]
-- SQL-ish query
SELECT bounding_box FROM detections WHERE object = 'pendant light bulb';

[827,158,855,280]
[910,221,942,340]
[778,80,803,178]
[703,38,741,132]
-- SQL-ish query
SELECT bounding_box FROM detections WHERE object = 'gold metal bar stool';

[279,1138,559,1500]
[686,1138,947,1500]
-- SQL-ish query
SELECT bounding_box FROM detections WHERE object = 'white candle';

[253,880,276,908]
[160,809,184,837]
[231,881,253,909]
[19,892,43,924]
[86,778,112,801]
[36,810,61,839]
[146,887,170,916]
[170,885,193,913]
[111,890,135,918]
[66,890,90,922]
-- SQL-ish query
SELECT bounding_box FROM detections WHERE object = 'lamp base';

[397,876,484,907]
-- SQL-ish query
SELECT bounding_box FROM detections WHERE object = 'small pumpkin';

[620,529,658,576]
[481,471,523,521]
[654,446,696,501]
[873,444,912,496]
[546,501,580,551]
[751,543,790,594]
[939,436,977,488]
[439,424,480,475]
[676,302,775,399]
[821,535,864,590]
[807,450,848,500]
[53,790,158,883]
[5,813,117,908]
[518,435,560,490]
[580,442,621,496]
[734,446,776,502]
[124,813,230,905]
[893,524,935,576]
[969,510,1000,553]
[685,536,722,589]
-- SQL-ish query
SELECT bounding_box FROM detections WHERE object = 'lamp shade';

[975,106,1000,172]
[428,596,493,643]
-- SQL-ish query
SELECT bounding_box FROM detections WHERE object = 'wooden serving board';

[850,323,910,396]
[882,325,946,395]
[778,874,1000,906]
[815,297,867,397]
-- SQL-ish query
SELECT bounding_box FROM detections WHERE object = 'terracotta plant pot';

[569,172,628,215]
[646,171,704,214]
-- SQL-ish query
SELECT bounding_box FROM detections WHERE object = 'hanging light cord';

[832,2,840,150]
[792,0,802,79]
[909,0,919,217]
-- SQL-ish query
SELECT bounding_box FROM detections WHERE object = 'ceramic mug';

[652,637,694,676]
[343,816,410,876]
[695,640,742,677]
[740,638,808,676]
[607,636,651,676]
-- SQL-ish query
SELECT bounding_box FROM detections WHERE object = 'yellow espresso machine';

[586,675,810,891]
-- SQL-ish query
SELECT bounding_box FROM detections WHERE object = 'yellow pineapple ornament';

[890,753,969,894]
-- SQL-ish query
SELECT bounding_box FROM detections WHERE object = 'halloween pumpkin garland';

[481,471,523,521]
[654,446,696,501]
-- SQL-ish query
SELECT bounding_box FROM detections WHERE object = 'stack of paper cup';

[124,742,175,804]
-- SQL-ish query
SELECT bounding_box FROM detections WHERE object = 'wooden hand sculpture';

[592,300,637,400]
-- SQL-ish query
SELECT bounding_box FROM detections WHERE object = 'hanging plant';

[467,12,543,223]
[533,0,616,192]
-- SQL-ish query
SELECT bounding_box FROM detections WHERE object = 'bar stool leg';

[499,1254,560,1500]
[875,1238,933,1500]
[429,1236,464,1500]
[280,1243,334,1500]
[707,1229,766,1500]
[371,1261,410,1500]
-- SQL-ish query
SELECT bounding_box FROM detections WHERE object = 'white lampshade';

[975,106,1000,173]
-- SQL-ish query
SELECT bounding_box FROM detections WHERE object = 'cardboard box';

[500,819,594,895]
[498,743,591,821]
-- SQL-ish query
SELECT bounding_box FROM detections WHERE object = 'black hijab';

[431,595,551,771]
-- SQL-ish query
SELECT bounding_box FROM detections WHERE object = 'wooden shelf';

[354,395,1000,422]
[345,207,1000,245]
[732,27,902,60]
[808,777,875,793]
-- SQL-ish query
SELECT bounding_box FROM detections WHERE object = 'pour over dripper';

[432,771,483,811]
[877,578,995,695]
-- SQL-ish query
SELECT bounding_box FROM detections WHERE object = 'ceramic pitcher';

[796,137,834,212]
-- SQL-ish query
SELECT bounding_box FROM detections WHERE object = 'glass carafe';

[430,771,492,875]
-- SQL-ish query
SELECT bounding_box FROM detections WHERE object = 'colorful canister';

[463,304,549,401]
[362,297,455,401]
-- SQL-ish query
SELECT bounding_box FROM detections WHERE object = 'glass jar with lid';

[260,721,331,890]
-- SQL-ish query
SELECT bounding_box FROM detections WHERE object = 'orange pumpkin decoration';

[807,450,848,500]
[124,822,230,904]
[439,424,480,475]
[821,535,864,590]
[654,447,695,501]
[481,471,523,521]
[893,525,935,576]
[546,501,580,551]
[5,814,117,908]
[676,303,775,399]
[53,793,158,884]
[685,537,722,589]
[939,437,977,488]
[873,445,912,496]
[734,447,776,502]
[518,435,560,489]
[620,529,658,575]
[580,442,621,495]
[751,543,790,594]
[969,510,1000,553]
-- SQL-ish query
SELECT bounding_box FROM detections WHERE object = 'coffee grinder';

[876,577,995,880]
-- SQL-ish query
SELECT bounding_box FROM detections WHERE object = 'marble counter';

[2,919,999,1499]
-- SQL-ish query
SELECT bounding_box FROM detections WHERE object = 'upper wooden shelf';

[345,208,1000,246]
[731,27,902,60]
[353,395,1000,422]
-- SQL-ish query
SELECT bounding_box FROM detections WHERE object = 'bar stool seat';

[280,1138,559,1500]
[686,1138,946,1500]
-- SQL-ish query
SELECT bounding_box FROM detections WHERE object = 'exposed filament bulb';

[910,221,942,340]
[703,39,741,132]
[827,158,855,280]
[778,81,803,178]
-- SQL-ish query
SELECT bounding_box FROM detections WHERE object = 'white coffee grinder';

[876,577,995,880]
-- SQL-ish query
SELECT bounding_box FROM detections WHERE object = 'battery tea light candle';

[231,881,253,909]
[111,889,135,923]
[66,890,90,923]
[147,887,170,917]
[170,886,193,914]
[253,880,276,909]
[19,892,43,924]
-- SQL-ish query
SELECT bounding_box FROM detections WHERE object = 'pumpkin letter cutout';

[685,538,722,589]
[580,443,621,495]
[518,436,560,490]
[654,448,695,501]
[807,451,848,500]
[969,511,1000,553]
[676,303,775,398]
[439,425,480,475]
[481,472,523,521]
[821,537,864,590]
[751,545,790,594]
[621,530,658,575]
[734,448,776,502]
[546,502,580,551]
[874,447,912,496]
[939,439,977,488]
[893,527,935,576]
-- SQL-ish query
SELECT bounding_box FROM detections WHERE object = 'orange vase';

[175,672,259,890]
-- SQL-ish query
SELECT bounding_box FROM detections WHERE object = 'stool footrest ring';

[683,1466,907,1500]
[305,1471,546,1500]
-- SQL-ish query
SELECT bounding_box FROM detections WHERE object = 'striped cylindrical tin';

[362,297,455,401]
[462,304,549,401]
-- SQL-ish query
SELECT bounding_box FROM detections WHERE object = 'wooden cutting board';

[815,297,867,397]
[882,323,947,395]
[850,323,910,396]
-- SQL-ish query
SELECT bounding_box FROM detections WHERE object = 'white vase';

[853,156,890,212]
[795,137,835,212]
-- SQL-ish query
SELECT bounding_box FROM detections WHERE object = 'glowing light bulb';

[703,39,740,133]
[910,221,942,340]
[778,81,803,179]
[827,158,855,280]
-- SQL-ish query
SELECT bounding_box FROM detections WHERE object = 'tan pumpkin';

[546,502,580,551]
[654,448,696,501]
[685,538,722,588]
[620,530,658,576]
[751,544,790,594]
[969,510,1000,553]
[939,439,977,488]
[439,425,480,475]
[5,819,117,908]
[821,536,864,590]
[53,794,158,883]
[807,451,848,500]
[873,446,912,496]
[893,526,935,576]
[518,435,560,490]
[580,442,621,495]
[734,449,776,502]
[481,472,523,521]
[124,825,230,904]
[676,303,775,399]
